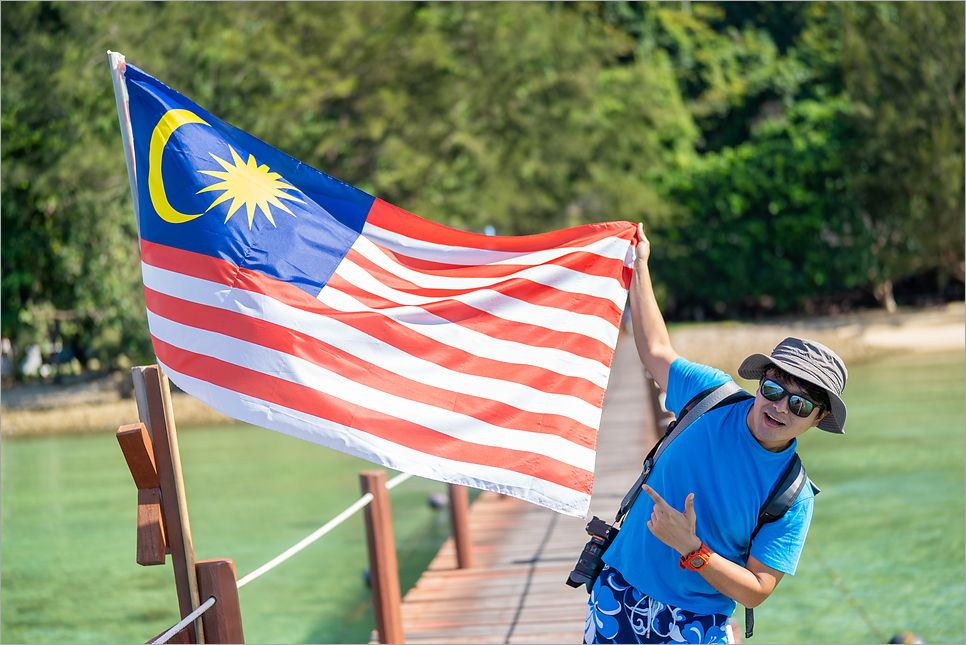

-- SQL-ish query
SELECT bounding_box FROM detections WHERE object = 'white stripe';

[147,311,597,470]
[354,235,628,309]
[142,261,612,388]
[363,220,630,266]
[333,256,621,345]
[157,360,593,517]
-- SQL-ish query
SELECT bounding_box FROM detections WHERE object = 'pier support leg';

[196,559,244,644]
[361,470,405,644]
[448,484,474,569]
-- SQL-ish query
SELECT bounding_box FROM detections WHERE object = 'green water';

[1,425,456,644]
[2,349,964,644]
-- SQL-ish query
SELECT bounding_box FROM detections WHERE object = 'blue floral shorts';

[584,566,734,644]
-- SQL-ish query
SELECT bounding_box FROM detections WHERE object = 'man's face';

[746,370,827,452]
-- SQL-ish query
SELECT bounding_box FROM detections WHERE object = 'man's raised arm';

[629,223,680,391]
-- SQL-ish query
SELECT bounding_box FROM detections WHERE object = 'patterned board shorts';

[584,566,735,644]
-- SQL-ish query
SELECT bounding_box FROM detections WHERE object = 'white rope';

[152,596,216,644]
[236,472,412,589]
[385,472,413,491]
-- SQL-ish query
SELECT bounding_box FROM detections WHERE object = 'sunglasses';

[759,379,824,418]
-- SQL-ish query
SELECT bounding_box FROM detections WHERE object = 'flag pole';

[107,50,141,237]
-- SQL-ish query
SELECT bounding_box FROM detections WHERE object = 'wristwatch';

[679,543,713,571]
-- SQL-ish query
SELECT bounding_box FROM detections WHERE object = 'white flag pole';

[107,50,141,237]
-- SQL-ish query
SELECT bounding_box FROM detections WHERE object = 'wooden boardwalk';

[391,333,661,644]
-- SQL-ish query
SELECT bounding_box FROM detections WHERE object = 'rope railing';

[236,472,412,589]
[152,596,216,644]
[147,472,412,644]
[118,366,430,644]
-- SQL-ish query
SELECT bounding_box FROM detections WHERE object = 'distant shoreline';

[2,302,962,437]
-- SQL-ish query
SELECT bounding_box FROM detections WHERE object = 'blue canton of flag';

[126,63,369,297]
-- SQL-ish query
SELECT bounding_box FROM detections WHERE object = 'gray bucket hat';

[738,337,848,434]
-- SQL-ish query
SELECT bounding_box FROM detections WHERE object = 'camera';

[566,516,619,593]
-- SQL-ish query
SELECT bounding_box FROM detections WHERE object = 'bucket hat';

[738,337,847,434]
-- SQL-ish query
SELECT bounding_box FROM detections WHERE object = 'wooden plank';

[116,422,160,489]
[136,487,166,566]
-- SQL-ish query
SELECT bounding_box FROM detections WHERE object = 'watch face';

[690,556,705,568]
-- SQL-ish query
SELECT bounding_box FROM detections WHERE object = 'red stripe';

[326,271,618,367]
[343,247,624,321]
[144,287,598,448]
[140,241,607,402]
[368,198,636,254]
[140,239,322,311]
[152,337,594,494]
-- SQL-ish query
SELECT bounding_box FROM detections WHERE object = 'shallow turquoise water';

[2,349,964,644]
[1,424,455,644]
[739,349,966,644]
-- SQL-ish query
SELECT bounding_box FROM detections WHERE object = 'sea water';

[1,424,454,644]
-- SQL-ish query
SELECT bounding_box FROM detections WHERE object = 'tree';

[652,98,870,318]
[2,2,151,374]
[839,1,965,310]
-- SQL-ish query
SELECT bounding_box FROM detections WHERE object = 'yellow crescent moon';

[148,109,210,224]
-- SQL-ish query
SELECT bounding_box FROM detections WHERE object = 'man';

[585,225,848,644]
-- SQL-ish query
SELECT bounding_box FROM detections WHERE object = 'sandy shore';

[1,302,962,437]
[667,301,965,375]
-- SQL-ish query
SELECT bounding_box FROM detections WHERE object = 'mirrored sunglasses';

[759,379,823,418]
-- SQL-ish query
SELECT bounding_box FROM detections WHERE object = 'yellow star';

[198,145,305,229]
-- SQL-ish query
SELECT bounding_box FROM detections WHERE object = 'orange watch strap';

[679,543,713,571]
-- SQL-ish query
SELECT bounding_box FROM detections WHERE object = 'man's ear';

[810,410,830,428]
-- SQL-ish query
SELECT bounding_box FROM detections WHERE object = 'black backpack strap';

[744,454,813,639]
[615,381,752,526]
[750,454,809,544]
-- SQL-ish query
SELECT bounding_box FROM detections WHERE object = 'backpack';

[618,381,814,639]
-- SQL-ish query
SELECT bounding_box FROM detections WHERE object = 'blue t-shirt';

[602,358,814,616]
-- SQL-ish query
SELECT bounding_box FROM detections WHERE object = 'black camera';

[566,516,619,593]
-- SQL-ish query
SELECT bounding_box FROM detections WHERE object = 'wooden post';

[360,470,404,644]
[133,365,204,644]
[196,559,245,644]
[447,484,473,569]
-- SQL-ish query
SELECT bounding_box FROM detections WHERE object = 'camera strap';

[614,381,749,527]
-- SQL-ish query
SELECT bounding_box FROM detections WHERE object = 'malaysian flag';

[111,56,635,517]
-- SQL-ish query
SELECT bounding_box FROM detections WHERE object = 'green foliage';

[839,1,965,285]
[600,1,963,317]
[653,97,870,316]
[2,2,151,372]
